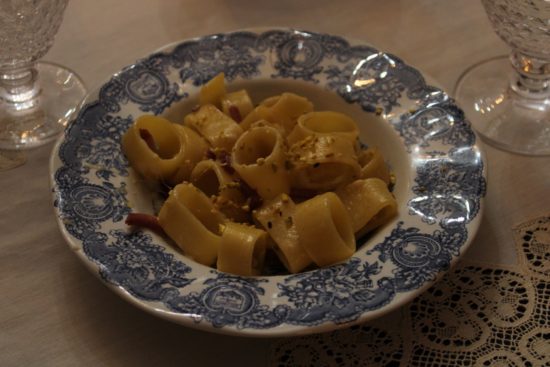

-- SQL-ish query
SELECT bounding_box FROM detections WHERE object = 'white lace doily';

[269,214,550,367]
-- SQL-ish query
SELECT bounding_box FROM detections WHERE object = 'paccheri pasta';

[122,73,397,276]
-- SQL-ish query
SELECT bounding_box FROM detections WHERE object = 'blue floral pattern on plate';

[50,29,486,336]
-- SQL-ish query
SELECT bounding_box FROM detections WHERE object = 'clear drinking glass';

[454,0,550,156]
[0,0,86,165]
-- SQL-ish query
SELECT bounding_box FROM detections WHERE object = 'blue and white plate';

[50,29,486,337]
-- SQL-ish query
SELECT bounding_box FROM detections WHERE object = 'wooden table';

[2,1,548,365]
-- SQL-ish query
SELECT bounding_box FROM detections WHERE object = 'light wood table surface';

[1,1,549,366]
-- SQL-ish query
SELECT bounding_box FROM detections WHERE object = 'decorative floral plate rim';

[50,28,486,337]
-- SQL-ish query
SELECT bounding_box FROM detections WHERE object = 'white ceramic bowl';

[50,28,486,337]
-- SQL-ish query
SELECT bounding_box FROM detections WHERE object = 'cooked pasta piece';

[253,194,312,273]
[239,105,267,131]
[336,178,397,237]
[240,93,313,133]
[122,115,207,184]
[239,95,286,130]
[259,95,281,107]
[217,222,268,276]
[199,72,226,108]
[263,93,314,134]
[158,183,226,266]
[231,125,290,200]
[170,124,210,184]
[221,89,254,122]
[293,192,355,267]
[190,159,247,222]
[287,111,359,146]
[289,134,360,191]
[184,104,243,151]
[239,95,281,131]
[358,147,391,185]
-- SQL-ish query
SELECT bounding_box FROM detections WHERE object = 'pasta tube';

[293,192,355,267]
[336,178,397,238]
[259,95,281,107]
[240,93,313,133]
[289,134,360,191]
[239,95,280,131]
[253,194,312,273]
[184,104,243,151]
[231,125,290,200]
[199,72,226,108]
[358,147,391,185]
[221,89,254,122]
[158,183,226,266]
[190,160,248,222]
[239,105,267,131]
[217,222,268,276]
[170,124,209,184]
[287,111,359,146]
[122,115,207,184]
